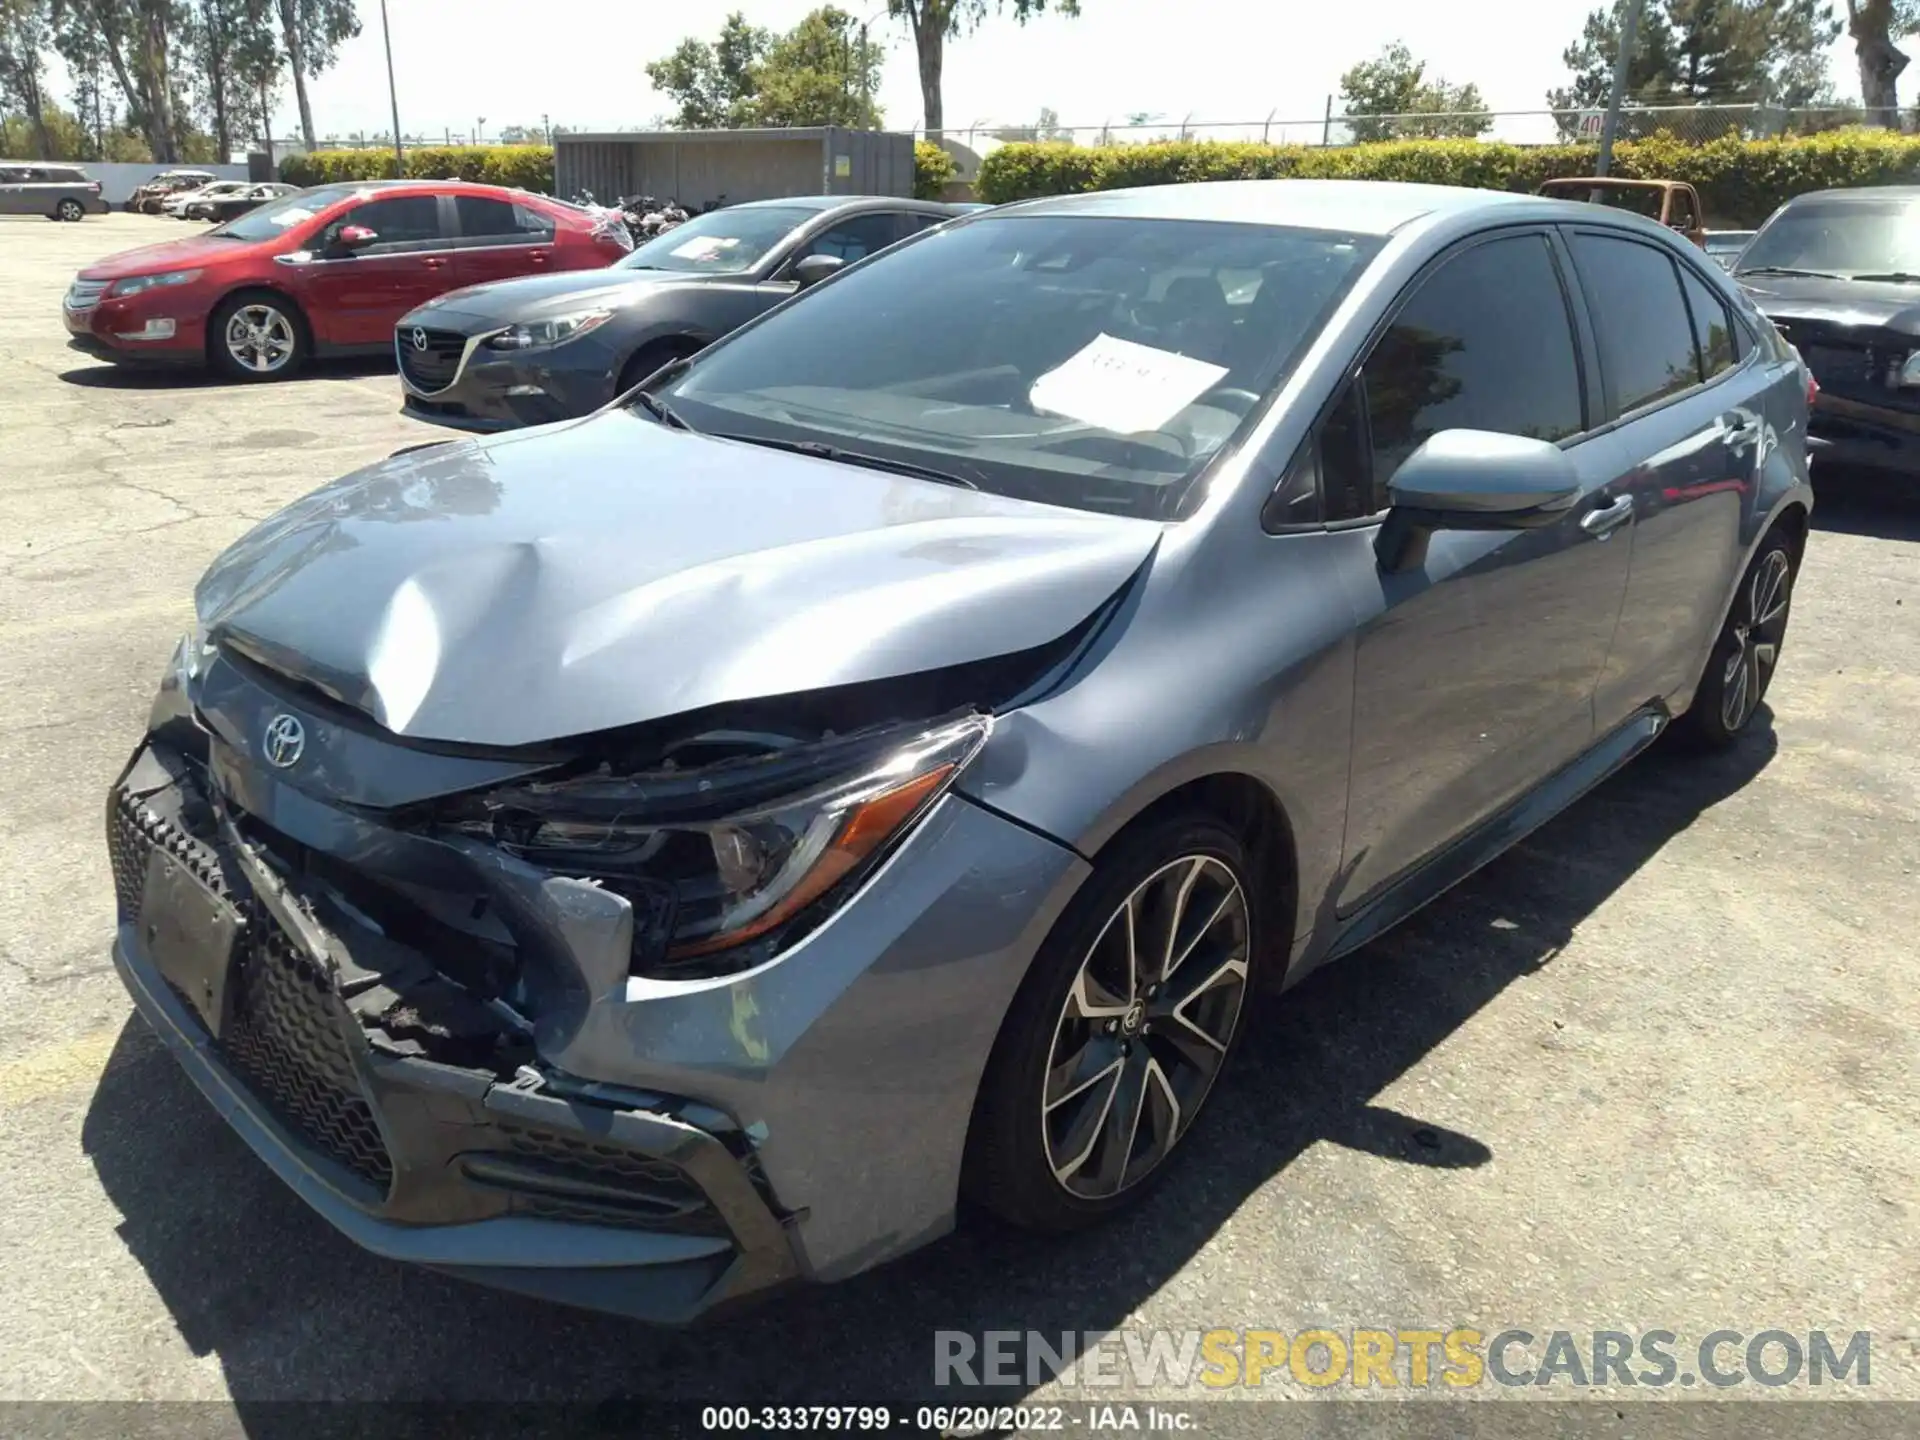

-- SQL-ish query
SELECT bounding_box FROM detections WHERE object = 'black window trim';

[1555,223,1760,438]
[1263,221,1596,535]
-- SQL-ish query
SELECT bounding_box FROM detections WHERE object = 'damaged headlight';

[439,713,991,977]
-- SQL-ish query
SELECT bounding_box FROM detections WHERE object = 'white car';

[163,180,252,219]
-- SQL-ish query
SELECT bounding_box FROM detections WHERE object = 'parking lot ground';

[1,214,1917,1422]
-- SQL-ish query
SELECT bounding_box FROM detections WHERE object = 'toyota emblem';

[261,713,306,769]
[411,327,430,352]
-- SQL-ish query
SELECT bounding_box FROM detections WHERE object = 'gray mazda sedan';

[108,180,1812,1322]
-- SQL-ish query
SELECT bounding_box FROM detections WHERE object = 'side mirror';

[1374,430,1583,573]
[791,253,845,288]
[333,224,378,253]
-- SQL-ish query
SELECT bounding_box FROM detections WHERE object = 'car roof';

[726,194,960,214]
[997,179,1548,235]
[1787,185,1920,203]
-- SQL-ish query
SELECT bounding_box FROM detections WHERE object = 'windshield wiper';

[713,433,979,489]
[1848,271,1920,283]
[629,390,690,430]
[1736,265,1844,279]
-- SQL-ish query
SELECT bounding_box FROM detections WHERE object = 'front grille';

[66,278,108,312]
[221,921,393,1195]
[111,784,392,1196]
[395,327,468,394]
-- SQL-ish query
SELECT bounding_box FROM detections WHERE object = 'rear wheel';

[1677,529,1796,749]
[963,813,1259,1231]
[209,292,308,382]
[56,198,85,222]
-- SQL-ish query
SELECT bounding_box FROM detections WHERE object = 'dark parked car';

[107,180,1810,1323]
[65,180,632,380]
[1735,185,1920,476]
[188,182,298,224]
[393,194,963,431]
[0,162,106,220]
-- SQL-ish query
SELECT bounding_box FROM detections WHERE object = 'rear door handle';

[423,257,447,270]
[1581,493,1635,540]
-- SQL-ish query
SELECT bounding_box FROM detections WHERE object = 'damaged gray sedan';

[108,179,1812,1321]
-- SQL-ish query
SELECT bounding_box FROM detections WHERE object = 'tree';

[1548,0,1842,134]
[1847,0,1920,122]
[274,0,357,150]
[1339,40,1492,139]
[51,0,188,161]
[188,0,277,159]
[754,7,885,128]
[645,11,772,128]
[0,0,55,157]
[646,8,884,129]
[886,0,1079,141]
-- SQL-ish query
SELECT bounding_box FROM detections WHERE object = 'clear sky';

[291,0,1860,145]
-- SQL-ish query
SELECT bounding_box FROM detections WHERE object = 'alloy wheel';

[1720,547,1791,733]
[57,199,84,222]
[1041,854,1250,1200]
[225,304,296,375]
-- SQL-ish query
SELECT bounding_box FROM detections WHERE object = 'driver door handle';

[1581,493,1635,540]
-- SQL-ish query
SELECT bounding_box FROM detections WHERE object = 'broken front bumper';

[108,747,801,1322]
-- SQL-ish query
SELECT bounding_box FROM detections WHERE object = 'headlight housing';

[108,269,202,298]
[438,713,991,978]
[486,310,615,351]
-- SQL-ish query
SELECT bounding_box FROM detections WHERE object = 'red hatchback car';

[63,179,630,381]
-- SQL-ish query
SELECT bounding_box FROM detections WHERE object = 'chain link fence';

[920,103,1888,157]
[291,102,1886,160]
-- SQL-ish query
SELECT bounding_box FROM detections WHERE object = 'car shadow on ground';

[1808,466,1920,542]
[57,355,395,391]
[80,720,1776,1419]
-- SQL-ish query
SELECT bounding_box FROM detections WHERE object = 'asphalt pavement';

[0,214,1915,1430]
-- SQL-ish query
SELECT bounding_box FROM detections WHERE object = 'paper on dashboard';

[1028,333,1229,434]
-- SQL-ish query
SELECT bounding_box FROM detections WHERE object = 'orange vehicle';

[1537,177,1708,249]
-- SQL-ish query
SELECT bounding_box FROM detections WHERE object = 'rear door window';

[1568,232,1703,416]
[454,194,554,245]
[1677,265,1737,381]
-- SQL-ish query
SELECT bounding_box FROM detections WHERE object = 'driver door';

[292,193,457,348]
[1328,228,1637,916]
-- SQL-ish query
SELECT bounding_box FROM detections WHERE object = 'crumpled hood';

[195,411,1162,748]
[1740,274,1920,333]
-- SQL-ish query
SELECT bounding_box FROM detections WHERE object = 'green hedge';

[975,128,1920,227]
[913,139,957,199]
[281,145,556,192]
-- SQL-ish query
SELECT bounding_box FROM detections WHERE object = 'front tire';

[963,813,1260,1231]
[209,292,307,382]
[1678,529,1796,749]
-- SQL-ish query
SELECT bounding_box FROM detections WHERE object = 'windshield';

[618,205,820,273]
[210,185,360,241]
[1737,197,1920,279]
[656,214,1381,521]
